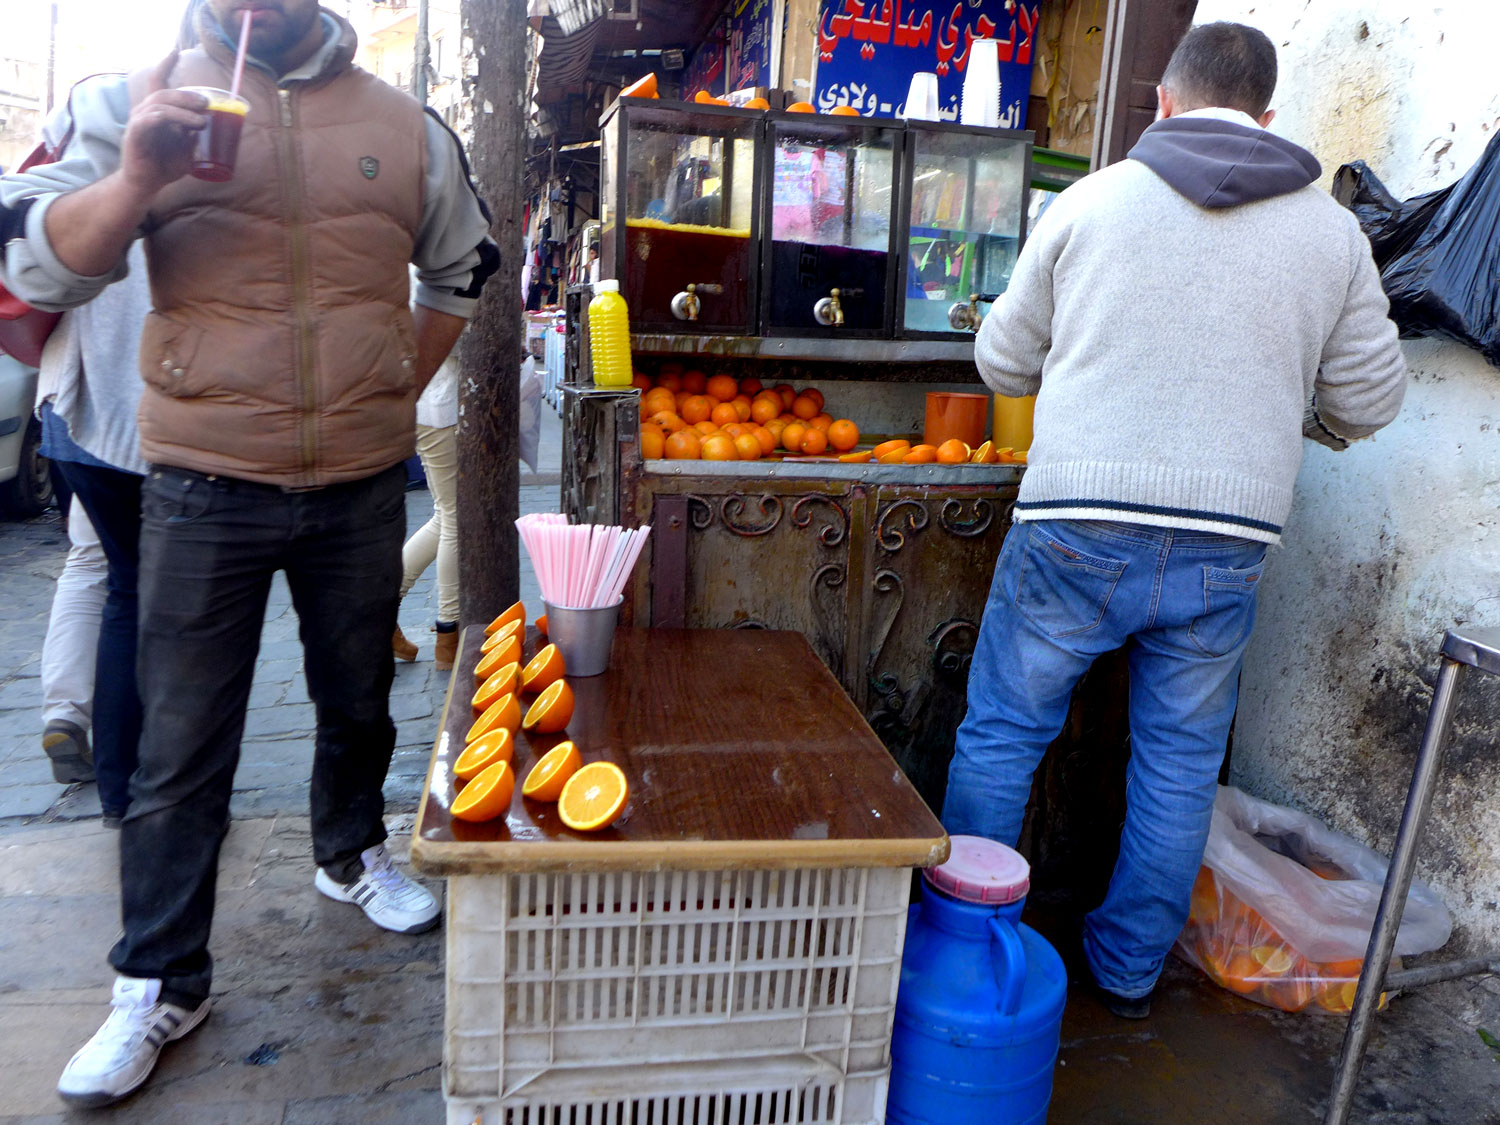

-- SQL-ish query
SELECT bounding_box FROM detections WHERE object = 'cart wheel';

[0,417,53,518]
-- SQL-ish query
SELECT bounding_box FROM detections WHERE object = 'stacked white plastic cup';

[902,72,941,122]
[960,39,1001,127]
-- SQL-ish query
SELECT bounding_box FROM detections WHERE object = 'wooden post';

[456,0,526,627]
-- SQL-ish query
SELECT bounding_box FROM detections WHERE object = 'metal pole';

[414,0,430,105]
[1324,656,1466,1125]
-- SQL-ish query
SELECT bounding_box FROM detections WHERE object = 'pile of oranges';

[449,602,629,833]
[1175,866,1388,1014]
[635,369,862,461]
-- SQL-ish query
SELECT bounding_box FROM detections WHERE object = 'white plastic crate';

[443,867,912,1124]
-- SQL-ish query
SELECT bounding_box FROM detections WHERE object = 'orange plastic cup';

[924,392,989,449]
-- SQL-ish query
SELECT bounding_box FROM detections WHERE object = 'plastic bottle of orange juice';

[588,280,633,387]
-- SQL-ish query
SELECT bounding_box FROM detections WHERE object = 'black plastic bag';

[1332,130,1500,364]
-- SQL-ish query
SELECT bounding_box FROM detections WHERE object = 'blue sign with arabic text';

[814,0,1039,125]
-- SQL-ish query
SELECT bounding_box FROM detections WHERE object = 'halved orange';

[520,643,566,693]
[903,444,938,463]
[484,601,525,636]
[536,614,548,637]
[871,439,911,459]
[474,644,518,684]
[479,633,522,670]
[877,449,909,464]
[472,663,521,713]
[971,440,995,464]
[466,691,521,743]
[522,740,582,802]
[450,759,514,823]
[522,679,575,734]
[453,727,514,780]
[936,439,971,464]
[1012,449,1029,464]
[558,761,629,831]
[480,620,522,654]
[837,451,872,463]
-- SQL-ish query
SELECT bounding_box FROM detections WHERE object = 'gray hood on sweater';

[1128,116,1321,208]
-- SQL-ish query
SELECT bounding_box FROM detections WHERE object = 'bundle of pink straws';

[516,514,651,609]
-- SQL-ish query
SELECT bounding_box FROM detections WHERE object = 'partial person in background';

[38,496,107,786]
[394,335,460,670]
[34,213,152,829]
[942,23,1407,1020]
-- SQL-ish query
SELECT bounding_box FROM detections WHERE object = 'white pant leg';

[417,424,461,624]
[40,497,107,729]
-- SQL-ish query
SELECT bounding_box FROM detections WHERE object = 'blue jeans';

[944,519,1267,998]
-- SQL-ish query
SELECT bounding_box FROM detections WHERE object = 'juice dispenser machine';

[761,113,904,338]
[898,121,1032,338]
[598,98,765,336]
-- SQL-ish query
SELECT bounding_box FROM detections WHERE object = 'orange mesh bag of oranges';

[1171,787,1451,1014]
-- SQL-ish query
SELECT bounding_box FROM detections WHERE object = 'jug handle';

[987,916,1027,1016]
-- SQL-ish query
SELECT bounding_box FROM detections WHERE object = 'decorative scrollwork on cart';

[684,494,716,531]
[810,563,847,681]
[720,494,784,537]
[939,498,994,539]
[876,499,930,552]
[791,495,850,548]
[929,618,980,682]
[866,569,905,687]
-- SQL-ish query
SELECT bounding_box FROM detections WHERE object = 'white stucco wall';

[1192,0,1500,948]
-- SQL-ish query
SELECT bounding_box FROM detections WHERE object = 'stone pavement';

[0,405,563,1122]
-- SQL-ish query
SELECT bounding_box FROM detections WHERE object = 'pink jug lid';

[924,835,1031,905]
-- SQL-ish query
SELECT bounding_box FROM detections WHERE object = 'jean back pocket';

[1014,524,1128,638]
[1188,561,1265,657]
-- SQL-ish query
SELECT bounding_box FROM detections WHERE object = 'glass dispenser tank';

[899,122,1032,338]
[762,114,903,337]
[598,99,764,336]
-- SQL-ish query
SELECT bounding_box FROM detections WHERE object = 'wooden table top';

[411,627,948,876]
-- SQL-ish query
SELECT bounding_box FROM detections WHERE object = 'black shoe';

[1091,979,1153,1019]
[42,720,94,783]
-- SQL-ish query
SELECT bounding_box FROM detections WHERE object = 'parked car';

[0,354,52,517]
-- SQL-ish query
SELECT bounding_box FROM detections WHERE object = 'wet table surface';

[411,626,948,876]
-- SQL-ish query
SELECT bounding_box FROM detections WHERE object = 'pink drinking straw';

[230,9,253,99]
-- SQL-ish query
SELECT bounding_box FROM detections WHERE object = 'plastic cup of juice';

[181,86,250,183]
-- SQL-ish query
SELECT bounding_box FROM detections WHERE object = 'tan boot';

[433,627,458,671]
[393,626,418,662]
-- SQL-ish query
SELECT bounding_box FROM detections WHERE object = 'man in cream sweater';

[943,22,1406,1018]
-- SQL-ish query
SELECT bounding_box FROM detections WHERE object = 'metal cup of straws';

[542,596,623,677]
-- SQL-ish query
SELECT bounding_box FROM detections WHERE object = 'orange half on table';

[474,644,519,684]
[484,601,525,636]
[472,663,521,713]
[467,691,522,743]
[520,643,566,693]
[453,727,514,780]
[558,762,629,831]
[480,620,522,655]
[450,759,514,823]
[522,740,582,802]
[479,633,522,670]
[536,614,548,637]
[522,679,575,734]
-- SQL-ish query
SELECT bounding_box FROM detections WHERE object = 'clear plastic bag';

[1173,786,1452,1013]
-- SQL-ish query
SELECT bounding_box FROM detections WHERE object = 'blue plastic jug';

[887,836,1067,1125]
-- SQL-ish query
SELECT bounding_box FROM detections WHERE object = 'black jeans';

[109,464,406,1007]
[51,461,143,818]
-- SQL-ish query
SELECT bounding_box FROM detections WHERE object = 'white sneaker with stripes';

[314,843,440,934]
[57,976,210,1107]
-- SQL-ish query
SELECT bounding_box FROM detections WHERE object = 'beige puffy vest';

[137,14,427,487]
